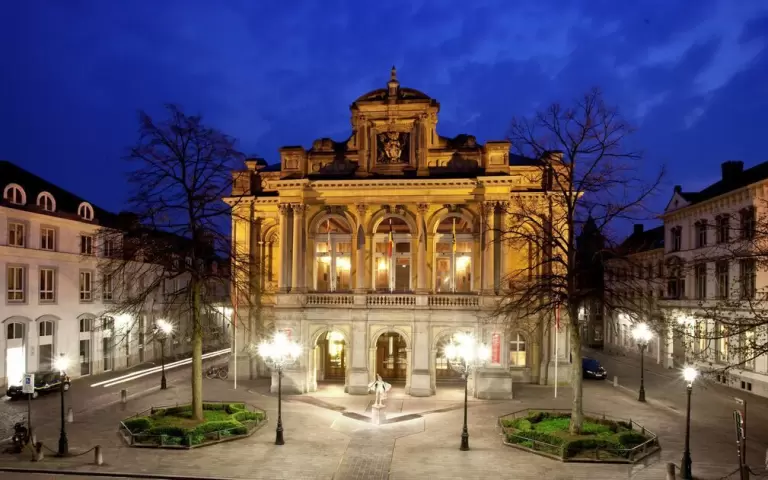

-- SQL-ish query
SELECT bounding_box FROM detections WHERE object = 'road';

[0,351,229,442]
[586,348,768,466]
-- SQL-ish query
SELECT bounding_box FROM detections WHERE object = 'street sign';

[22,373,34,394]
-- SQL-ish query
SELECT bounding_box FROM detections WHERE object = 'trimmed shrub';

[124,417,152,433]
[618,420,633,430]
[617,431,647,448]
[594,418,620,433]
[225,403,246,414]
[564,438,619,458]
[192,420,243,436]
[202,402,228,411]
[232,411,263,422]
[164,405,192,416]
[148,426,188,437]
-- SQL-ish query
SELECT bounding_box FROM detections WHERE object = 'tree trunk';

[569,307,584,434]
[191,280,204,421]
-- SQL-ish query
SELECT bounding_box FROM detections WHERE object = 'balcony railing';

[306,293,354,306]
[366,294,416,307]
[289,291,484,310]
[428,294,480,309]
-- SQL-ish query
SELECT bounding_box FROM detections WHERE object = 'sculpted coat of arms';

[377,131,409,164]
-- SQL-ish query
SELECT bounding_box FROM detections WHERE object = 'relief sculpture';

[377,131,409,164]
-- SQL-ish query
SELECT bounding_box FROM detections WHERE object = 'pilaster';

[482,201,495,294]
[291,204,307,293]
[416,203,429,293]
[355,204,368,293]
[277,203,291,292]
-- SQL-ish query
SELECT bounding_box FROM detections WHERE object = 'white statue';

[368,374,391,407]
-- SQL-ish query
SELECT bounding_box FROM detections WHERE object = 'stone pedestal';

[475,369,513,400]
[409,369,432,397]
[347,368,370,394]
[371,404,386,425]
[273,367,308,394]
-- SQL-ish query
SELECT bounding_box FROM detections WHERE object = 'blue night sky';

[2,1,767,221]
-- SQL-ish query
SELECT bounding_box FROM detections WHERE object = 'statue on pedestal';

[368,374,391,407]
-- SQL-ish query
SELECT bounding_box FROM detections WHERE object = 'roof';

[354,87,433,103]
[676,160,768,206]
[0,160,117,225]
[618,225,664,255]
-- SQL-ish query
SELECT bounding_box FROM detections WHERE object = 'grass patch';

[123,402,264,447]
[502,411,655,461]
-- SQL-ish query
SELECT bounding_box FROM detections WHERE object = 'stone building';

[227,68,571,398]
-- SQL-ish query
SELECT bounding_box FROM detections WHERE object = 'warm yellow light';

[336,257,351,270]
[683,366,698,385]
[377,258,388,271]
[156,319,173,335]
[456,256,471,270]
[631,323,653,343]
[329,331,345,342]
[54,356,69,373]
[319,255,331,265]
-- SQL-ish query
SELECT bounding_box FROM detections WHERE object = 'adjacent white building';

[0,161,197,389]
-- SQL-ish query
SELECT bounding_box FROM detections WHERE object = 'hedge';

[124,417,152,433]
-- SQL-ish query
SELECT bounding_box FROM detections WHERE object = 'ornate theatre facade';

[226,68,571,398]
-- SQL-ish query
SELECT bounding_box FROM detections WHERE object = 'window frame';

[40,226,56,251]
[80,234,94,255]
[79,270,94,302]
[6,264,26,303]
[36,191,56,212]
[3,184,26,205]
[508,333,527,367]
[8,221,26,247]
[39,267,56,303]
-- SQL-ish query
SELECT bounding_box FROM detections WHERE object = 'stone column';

[416,203,429,293]
[277,203,291,292]
[410,315,432,396]
[355,204,368,293]
[347,319,370,394]
[495,201,509,293]
[482,202,496,294]
[291,204,306,293]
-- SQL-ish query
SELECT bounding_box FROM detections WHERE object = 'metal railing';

[118,400,267,449]
[498,409,659,463]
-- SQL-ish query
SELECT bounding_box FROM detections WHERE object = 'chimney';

[633,224,644,235]
[673,185,682,193]
[721,160,744,182]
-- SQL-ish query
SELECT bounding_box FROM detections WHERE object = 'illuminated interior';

[314,217,352,291]
[6,346,25,386]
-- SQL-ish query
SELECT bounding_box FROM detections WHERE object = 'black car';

[6,371,70,399]
[582,357,607,380]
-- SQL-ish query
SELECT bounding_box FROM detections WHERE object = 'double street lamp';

[680,366,699,480]
[155,319,174,390]
[444,333,490,451]
[258,331,302,446]
[53,356,69,456]
[631,323,653,402]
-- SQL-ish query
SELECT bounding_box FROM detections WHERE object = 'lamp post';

[680,366,698,480]
[156,320,173,390]
[631,323,653,402]
[53,356,69,456]
[444,333,490,451]
[258,331,302,445]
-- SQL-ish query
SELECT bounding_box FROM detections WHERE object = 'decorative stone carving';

[324,205,345,215]
[278,203,291,215]
[416,203,429,215]
[291,204,308,214]
[482,202,495,216]
[355,204,368,217]
[377,131,409,164]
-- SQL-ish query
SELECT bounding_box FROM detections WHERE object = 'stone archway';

[369,327,412,393]
[307,326,350,392]
[429,328,474,393]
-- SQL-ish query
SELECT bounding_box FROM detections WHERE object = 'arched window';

[3,184,26,205]
[374,216,412,292]
[79,317,92,332]
[78,202,94,221]
[39,320,54,337]
[509,333,526,366]
[314,216,352,291]
[37,191,56,212]
[6,322,24,340]
[434,215,473,292]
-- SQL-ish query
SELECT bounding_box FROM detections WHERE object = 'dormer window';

[3,184,26,205]
[670,226,682,252]
[695,220,707,248]
[37,191,56,212]
[78,202,94,221]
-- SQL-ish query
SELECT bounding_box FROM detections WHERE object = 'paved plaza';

[0,352,766,479]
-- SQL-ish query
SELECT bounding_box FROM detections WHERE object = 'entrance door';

[435,336,463,382]
[79,339,91,376]
[376,332,407,381]
[323,332,346,380]
[6,346,25,386]
[38,344,53,371]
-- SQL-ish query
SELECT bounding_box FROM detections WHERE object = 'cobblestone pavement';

[0,351,765,479]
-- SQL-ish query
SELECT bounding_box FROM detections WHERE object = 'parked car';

[6,371,70,399]
[582,357,607,380]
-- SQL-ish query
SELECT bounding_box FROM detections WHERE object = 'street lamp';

[444,332,490,451]
[680,366,699,480]
[631,323,653,402]
[156,319,173,390]
[258,331,302,445]
[53,356,69,456]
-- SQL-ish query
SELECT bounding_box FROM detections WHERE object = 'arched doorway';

[316,331,347,382]
[4,318,28,386]
[434,334,464,383]
[376,332,407,382]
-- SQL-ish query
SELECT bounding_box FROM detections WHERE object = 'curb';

[0,466,236,479]
[611,383,681,415]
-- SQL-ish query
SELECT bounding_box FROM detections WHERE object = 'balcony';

[280,291,485,310]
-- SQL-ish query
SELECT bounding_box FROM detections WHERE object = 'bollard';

[665,462,676,480]
[67,407,74,423]
[121,389,128,404]
[94,445,103,466]
[613,376,618,387]
[32,442,44,462]
[30,429,36,446]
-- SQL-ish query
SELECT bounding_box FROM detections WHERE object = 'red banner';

[491,333,501,365]
[280,328,292,341]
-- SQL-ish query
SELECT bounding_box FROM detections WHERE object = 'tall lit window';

[716,322,729,363]
[314,217,352,292]
[39,268,55,302]
[509,333,526,366]
[742,330,755,370]
[374,217,411,291]
[7,265,25,302]
[694,321,707,355]
[41,227,55,251]
[8,222,25,247]
[434,216,473,292]
[80,271,93,301]
[103,274,113,301]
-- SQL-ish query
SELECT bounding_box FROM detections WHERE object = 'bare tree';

[494,88,663,433]
[95,104,260,421]
[661,202,768,379]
